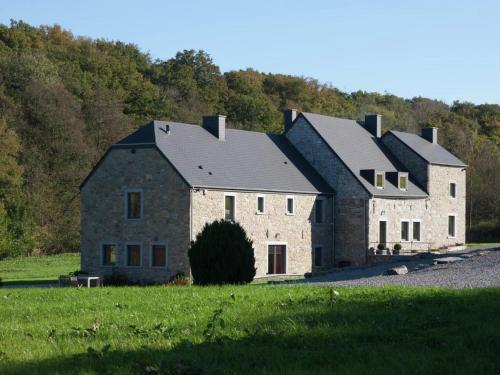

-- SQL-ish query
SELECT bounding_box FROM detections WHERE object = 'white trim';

[256,194,265,215]
[375,172,385,189]
[449,181,457,199]
[266,241,288,275]
[314,197,325,224]
[223,192,236,221]
[313,245,323,267]
[400,219,411,242]
[100,242,118,267]
[125,242,142,267]
[285,195,295,215]
[124,189,143,220]
[447,214,457,238]
[150,242,168,268]
[411,219,422,242]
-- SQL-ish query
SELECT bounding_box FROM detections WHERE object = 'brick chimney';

[202,115,226,141]
[364,114,382,138]
[421,127,438,144]
[284,109,298,133]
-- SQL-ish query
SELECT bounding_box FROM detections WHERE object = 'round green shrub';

[377,243,385,251]
[394,243,402,251]
[188,219,256,285]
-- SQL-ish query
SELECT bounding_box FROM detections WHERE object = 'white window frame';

[286,195,295,215]
[100,242,118,267]
[224,192,236,222]
[449,181,457,199]
[399,174,408,191]
[411,219,422,242]
[375,172,385,189]
[256,194,265,215]
[448,214,457,238]
[266,241,288,275]
[313,245,323,267]
[379,218,388,244]
[400,219,410,242]
[314,197,325,224]
[150,242,168,268]
[124,189,143,220]
[125,242,142,267]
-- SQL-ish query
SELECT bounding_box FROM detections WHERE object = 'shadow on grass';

[2,288,499,374]
[1,279,58,287]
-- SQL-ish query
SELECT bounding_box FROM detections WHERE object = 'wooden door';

[379,220,387,245]
[268,245,286,274]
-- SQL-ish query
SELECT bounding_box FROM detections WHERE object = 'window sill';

[256,211,265,215]
[285,212,295,216]
[447,236,456,239]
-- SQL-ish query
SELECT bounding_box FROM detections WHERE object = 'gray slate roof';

[388,130,467,167]
[301,112,428,198]
[117,121,332,194]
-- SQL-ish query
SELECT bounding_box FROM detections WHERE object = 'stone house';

[80,110,466,282]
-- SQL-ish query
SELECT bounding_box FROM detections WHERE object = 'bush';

[164,272,190,286]
[394,243,402,251]
[188,220,256,285]
[104,271,130,286]
[377,243,385,251]
[467,220,500,242]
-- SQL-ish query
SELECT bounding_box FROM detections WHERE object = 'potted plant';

[376,243,385,255]
[393,243,402,255]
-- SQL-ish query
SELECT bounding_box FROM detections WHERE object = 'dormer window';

[375,173,384,189]
[399,175,408,191]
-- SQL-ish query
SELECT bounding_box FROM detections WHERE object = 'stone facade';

[80,146,191,283]
[286,116,370,265]
[191,189,333,275]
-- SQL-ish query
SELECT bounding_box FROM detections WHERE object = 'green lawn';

[0,286,498,374]
[0,253,80,284]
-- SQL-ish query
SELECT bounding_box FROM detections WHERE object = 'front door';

[268,245,286,274]
[379,220,387,245]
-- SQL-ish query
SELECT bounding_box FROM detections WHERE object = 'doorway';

[268,244,286,274]
[379,220,387,245]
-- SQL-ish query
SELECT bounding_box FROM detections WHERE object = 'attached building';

[80,110,466,282]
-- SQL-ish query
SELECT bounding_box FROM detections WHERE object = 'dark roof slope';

[117,120,332,194]
[300,112,428,198]
[387,130,467,167]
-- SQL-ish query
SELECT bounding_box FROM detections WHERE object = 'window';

[401,220,410,242]
[448,215,456,238]
[375,173,384,189]
[126,243,141,267]
[224,194,235,221]
[257,195,265,214]
[314,246,323,267]
[412,221,421,241]
[399,175,408,191]
[314,199,324,223]
[449,182,456,198]
[151,244,167,267]
[101,244,116,266]
[286,196,295,215]
[126,190,142,219]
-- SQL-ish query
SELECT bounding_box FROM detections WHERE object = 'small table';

[77,276,102,288]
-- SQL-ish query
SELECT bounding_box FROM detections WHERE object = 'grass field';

[0,286,499,374]
[0,253,80,285]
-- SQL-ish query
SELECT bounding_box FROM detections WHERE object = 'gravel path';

[302,248,500,288]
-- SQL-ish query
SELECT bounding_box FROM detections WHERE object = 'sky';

[1,0,499,104]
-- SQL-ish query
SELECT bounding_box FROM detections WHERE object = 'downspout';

[364,198,368,264]
[331,194,335,267]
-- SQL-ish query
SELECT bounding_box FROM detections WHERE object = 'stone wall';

[191,189,333,276]
[80,146,191,283]
[286,116,370,265]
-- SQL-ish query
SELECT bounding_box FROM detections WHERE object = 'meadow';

[0,285,499,374]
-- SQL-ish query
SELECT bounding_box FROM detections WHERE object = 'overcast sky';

[1,0,499,104]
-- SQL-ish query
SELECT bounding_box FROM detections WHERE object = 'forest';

[0,20,498,257]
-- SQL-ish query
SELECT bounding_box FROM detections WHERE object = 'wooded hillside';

[0,21,498,256]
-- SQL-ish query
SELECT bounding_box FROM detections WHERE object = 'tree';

[188,220,256,285]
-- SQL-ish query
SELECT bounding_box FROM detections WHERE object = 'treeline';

[0,20,498,257]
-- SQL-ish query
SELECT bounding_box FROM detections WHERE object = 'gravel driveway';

[302,248,500,288]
